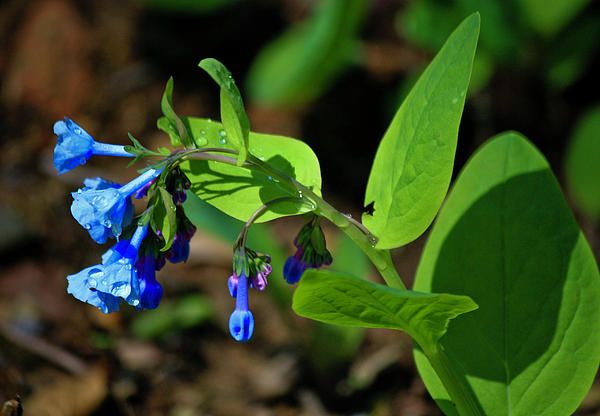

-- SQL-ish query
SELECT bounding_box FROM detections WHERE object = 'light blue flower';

[53,117,133,175]
[71,168,162,243]
[228,272,254,342]
[67,224,149,313]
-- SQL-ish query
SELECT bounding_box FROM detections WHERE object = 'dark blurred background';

[0,0,598,415]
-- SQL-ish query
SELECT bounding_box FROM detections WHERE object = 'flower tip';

[283,255,305,284]
[228,274,238,297]
[229,309,254,342]
[53,119,68,135]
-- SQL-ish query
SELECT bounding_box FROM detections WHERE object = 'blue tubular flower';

[71,168,162,243]
[228,272,254,342]
[53,117,133,174]
[67,224,150,312]
[283,219,332,284]
[136,255,163,309]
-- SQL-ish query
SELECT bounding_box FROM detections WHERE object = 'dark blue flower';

[71,168,162,243]
[283,219,332,284]
[228,272,254,342]
[67,224,150,313]
[53,117,133,175]
[167,211,196,264]
[136,255,163,309]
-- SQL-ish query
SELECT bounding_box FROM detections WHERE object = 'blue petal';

[53,118,95,175]
[91,259,139,304]
[71,187,128,243]
[167,234,190,263]
[229,309,254,342]
[67,266,121,313]
[137,256,163,309]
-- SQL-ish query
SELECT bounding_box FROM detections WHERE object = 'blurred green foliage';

[138,0,238,13]
[565,106,600,219]
[246,0,367,107]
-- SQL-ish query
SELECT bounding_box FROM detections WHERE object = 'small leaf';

[199,58,250,165]
[150,187,177,251]
[414,132,600,415]
[292,269,477,347]
[363,13,480,249]
[565,106,600,218]
[246,0,368,107]
[175,117,321,223]
[160,77,193,148]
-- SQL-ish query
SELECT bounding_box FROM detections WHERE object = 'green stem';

[179,149,406,289]
[421,343,484,416]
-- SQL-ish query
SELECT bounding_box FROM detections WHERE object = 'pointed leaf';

[199,58,250,165]
[363,13,480,249]
[292,269,477,347]
[414,132,600,415]
[150,187,177,251]
[160,77,193,148]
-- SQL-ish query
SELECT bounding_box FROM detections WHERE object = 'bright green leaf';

[176,117,321,223]
[292,269,477,347]
[363,13,480,249]
[414,132,600,415]
[159,77,193,148]
[199,58,250,165]
[151,187,177,251]
[565,107,600,218]
[246,0,367,107]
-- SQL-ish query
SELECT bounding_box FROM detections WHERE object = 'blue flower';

[136,255,163,309]
[283,250,308,284]
[67,224,150,313]
[283,219,332,284]
[53,117,133,175]
[71,168,162,243]
[167,211,196,264]
[228,272,254,342]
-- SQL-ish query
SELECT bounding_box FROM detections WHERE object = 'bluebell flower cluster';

[54,118,197,314]
[227,248,272,342]
[283,218,332,284]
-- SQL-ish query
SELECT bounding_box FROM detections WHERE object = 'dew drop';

[101,279,108,286]
[132,299,140,306]
[74,128,82,135]
[84,223,91,230]
[79,157,87,165]
[452,97,458,104]
[103,220,112,228]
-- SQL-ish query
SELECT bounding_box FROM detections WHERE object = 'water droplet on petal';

[84,223,91,230]
[132,299,140,306]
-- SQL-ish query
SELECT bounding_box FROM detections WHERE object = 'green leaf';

[246,0,367,107]
[159,77,193,148]
[292,269,477,347]
[176,117,321,223]
[516,0,590,36]
[363,13,480,249]
[565,107,600,218]
[150,187,177,251]
[199,58,250,165]
[414,132,600,415]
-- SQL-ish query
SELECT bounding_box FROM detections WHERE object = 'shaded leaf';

[151,187,177,251]
[414,132,600,415]
[176,117,321,223]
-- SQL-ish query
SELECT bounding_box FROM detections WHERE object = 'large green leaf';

[176,117,321,223]
[414,132,600,415]
[293,269,477,347]
[363,13,479,249]
[246,0,367,107]
[565,106,600,218]
[199,58,250,165]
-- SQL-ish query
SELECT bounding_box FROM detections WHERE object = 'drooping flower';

[283,218,332,284]
[165,167,191,205]
[167,210,196,264]
[228,271,254,342]
[71,168,163,243]
[136,255,163,309]
[53,117,133,175]
[67,224,150,313]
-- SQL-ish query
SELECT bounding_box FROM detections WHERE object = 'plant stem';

[421,343,484,416]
